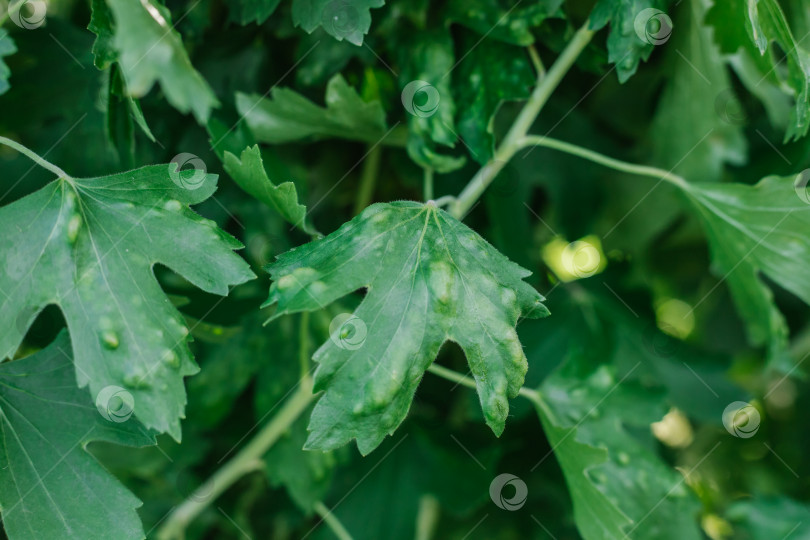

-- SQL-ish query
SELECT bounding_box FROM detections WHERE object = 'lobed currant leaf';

[265,201,548,454]
[0,166,255,439]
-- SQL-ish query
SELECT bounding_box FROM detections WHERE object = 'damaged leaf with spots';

[0,166,254,439]
[264,201,548,454]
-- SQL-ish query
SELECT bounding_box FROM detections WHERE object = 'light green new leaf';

[265,201,548,454]
[649,0,747,183]
[0,166,255,438]
[0,333,155,540]
[590,0,675,82]
[236,74,392,145]
[104,0,219,122]
[455,34,535,163]
[292,0,384,45]
[535,356,702,540]
[446,0,563,46]
[223,145,319,235]
[682,175,810,370]
[0,29,16,96]
[226,0,282,24]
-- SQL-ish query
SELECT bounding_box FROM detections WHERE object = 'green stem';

[313,502,355,540]
[415,495,440,540]
[354,144,383,214]
[426,364,542,403]
[423,167,434,201]
[519,135,689,189]
[0,136,71,179]
[449,22,595,219]
[156,378,316,540]
[299,312,310,378]
[527,45,545,79]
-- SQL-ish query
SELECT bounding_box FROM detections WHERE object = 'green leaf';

[649,0,747,183]
[0,332,154,540]
[590,0,675,82]
[226,0,282,25]
[292,0,385,45]
[0,166,255,438]
[534,355,703,540]
[236,74,393,146]
[398,30,465,172]
[265,201,548,454]
[223,145,319,235]
[682,175,810,370]
[104,0,219,122]
[88,0,116,70]
[324,429,496,540]
[746,0,810,140]
[455,34,535,163]
[727,496,810,539]
[445,0,563,46]
[0,29,16,96]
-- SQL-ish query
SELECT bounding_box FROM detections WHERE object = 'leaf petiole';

[0,136,71,180]
[426,363,542,403]
[518,135,689,189]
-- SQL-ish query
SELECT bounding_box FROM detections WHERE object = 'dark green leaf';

[0,333,154,540]
[455,34,535,163]
[446,0,563,46]
[226,0,282,25]
[590,0,675,82]
[292,0,385,45]
[236,74,393,146]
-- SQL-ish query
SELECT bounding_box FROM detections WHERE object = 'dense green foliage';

[1,0,810,538]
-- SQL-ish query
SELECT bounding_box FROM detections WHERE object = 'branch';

[449,21,595,219]
[449,21,594,219]
[313,502,354,540]
[156,378,316,540]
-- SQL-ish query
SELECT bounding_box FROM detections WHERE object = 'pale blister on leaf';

[0,166,255,439]
[0,332,155,540]
[265,201,548,454]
